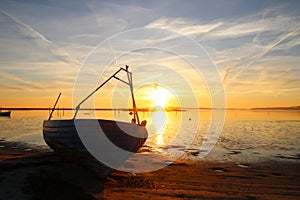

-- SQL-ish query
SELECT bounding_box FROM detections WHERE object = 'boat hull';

[0,111,11,117]
[43,119,147,178]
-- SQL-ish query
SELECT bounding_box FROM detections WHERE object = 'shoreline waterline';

[0,140,299,199]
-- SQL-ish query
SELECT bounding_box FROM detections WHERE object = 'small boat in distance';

[43,66,148,178]
[0,110,11,117]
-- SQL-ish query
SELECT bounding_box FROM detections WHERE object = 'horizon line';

[1,105,300,111]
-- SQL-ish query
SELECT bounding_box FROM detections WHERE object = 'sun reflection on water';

[146,106,168,146]
[143,106,184,149]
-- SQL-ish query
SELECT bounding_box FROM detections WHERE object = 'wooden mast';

[72,66,141,125]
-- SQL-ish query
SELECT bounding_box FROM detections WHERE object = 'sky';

[0,0,299,109]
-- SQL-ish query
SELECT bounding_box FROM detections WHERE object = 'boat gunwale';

[43,118,142,128]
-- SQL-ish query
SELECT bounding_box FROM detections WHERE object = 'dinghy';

[0,111,11,117]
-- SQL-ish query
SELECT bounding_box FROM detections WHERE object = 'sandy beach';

[0,140,299,200]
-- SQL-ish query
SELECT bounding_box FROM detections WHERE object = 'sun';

[134,84,178,109]
[149,86,171,107]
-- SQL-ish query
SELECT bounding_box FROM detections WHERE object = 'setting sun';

[134,84,181,109]
[149,86,173,107]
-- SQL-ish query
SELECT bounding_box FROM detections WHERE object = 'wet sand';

[0,140,299,200]
[105,161,300,200]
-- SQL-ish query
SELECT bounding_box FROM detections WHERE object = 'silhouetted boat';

[0,111,11,117]
[43,66,147,178]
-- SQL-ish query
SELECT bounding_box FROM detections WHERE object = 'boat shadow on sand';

[0,150,105,200]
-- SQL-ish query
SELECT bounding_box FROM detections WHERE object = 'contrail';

[0,8,81,66]
[107,37,118,68]
[223,27,300,85]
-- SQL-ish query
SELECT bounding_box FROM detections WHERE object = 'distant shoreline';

[250,106,300,110]
[0,107,183,112]
[0,106,300,112]
[1,106,300,111]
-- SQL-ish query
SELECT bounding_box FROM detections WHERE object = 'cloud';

[0,8,81,66]
[222,27,300,84]
[223,56,300,98]
[143,5,300,106]
[146,17,223,35]
[0,70,76,92]
[0,72,44,91]
[0,1,299,107]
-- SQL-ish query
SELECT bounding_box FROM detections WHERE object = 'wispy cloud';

[0,8,81,66]
[222,27,300,84]
[0,72,45,91]
[0,1,299,107]
[0,70,76,92]
[146,17,223,35]
[143,5,300,107]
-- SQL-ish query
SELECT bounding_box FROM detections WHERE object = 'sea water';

[0,109,299,163]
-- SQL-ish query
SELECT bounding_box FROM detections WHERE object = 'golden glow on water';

[149,108,167,133]
[148,108,168,146]
[155,132,164,147]
[143,108,184,148]
[1,110,299,163]
[224,110,300,120]
[127,84,183,147]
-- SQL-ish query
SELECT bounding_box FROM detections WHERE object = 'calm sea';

[0,109,299,163]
